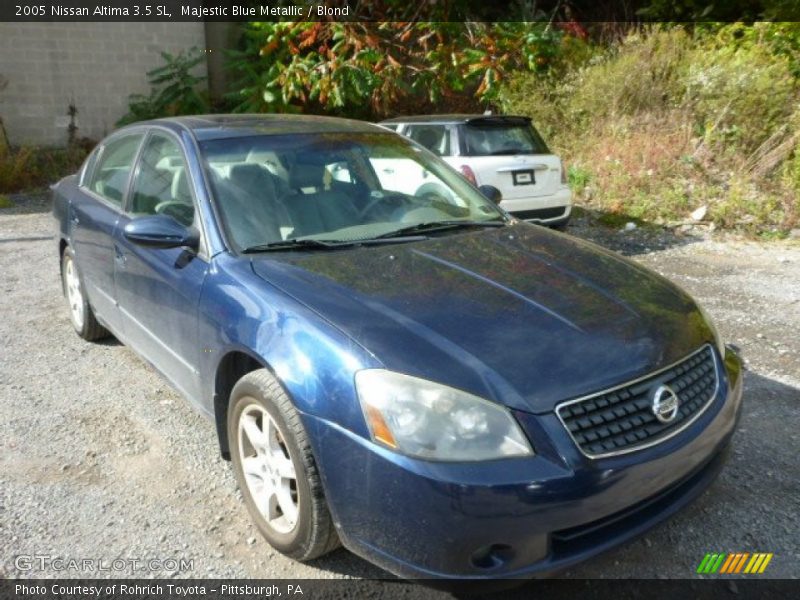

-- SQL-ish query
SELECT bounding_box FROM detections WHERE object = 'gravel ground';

[0,195,798,585]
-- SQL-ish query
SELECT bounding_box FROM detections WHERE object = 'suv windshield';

[199,132,505,252]
[460,119,549,156]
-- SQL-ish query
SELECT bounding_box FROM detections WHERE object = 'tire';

[228,369,339,560]
[61,246,109,341]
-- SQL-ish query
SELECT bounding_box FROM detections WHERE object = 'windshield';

[199,132,505,251]
[460,121,549,156]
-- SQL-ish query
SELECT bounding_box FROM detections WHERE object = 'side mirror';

[123,215,199,250]
[479,185,502,205]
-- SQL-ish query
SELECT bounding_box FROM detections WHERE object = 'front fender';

[198,253,381,438]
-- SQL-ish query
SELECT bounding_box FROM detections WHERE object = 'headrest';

[228,164,279,202]
[288,161,325,190]
[245,150,288,179]
[172,168,191,203]
[230,163,271,185]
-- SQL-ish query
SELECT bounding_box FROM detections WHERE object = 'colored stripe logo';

[697,552,773,574]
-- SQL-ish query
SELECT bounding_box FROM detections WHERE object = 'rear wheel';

[61,246,108,341]
[228,369,339,560]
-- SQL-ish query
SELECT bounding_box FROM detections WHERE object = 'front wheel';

[228,369,339,560]
[61,246,108,341]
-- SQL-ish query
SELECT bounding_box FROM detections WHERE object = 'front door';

[113,131,208,403]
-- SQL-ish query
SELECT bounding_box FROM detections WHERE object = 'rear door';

[456,118,561,200]
[72,132,144,332]
[113,130,208,403]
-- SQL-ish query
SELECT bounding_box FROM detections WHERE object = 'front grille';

[510,207,567,221]
[556,345,719,458]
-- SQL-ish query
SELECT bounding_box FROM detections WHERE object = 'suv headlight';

[355,370,533,461]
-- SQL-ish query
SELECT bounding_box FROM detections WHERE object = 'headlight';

[698,303,725,357]
[355,370,533,461]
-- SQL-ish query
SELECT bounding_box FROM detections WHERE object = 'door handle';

[71,215,80,226]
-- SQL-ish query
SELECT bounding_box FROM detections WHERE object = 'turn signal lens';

[363,404,397,448]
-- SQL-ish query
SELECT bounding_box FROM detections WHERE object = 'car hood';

[250,223,714,413]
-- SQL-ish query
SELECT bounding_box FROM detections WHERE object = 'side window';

[89,134,144,206]
[78,146,99,187]
[129,134,195,227]
[405,125,451,156]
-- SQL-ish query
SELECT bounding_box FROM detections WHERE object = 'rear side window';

[405,125,451,156]
[460,121,549,156]
[78,147,99,187]
[89,134,144,206]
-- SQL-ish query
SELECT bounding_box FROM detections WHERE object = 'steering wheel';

[155,201,193,226]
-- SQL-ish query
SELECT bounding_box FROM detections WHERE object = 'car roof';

[380,114,531,125]
[128,114,387,141]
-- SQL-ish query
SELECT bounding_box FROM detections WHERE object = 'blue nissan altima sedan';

[53,115,743,580]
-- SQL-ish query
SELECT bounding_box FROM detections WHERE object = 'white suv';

[380,115,572,228]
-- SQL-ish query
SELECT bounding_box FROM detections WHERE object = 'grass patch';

[0,194,14,208]
[758,230,790,241]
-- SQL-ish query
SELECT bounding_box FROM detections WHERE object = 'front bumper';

[304,347,743,579]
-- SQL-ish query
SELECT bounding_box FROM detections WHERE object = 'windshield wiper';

[240,233,434,253]
[241,238,353,253]
[373,219,506,240]
[242,220,506,252]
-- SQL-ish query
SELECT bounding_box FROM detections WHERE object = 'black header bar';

[2,1,799,23]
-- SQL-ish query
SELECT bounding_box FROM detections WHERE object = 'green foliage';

[500,28,691,140]
[685,28,797,152]
[225,22,566,119]
[573,28,691,119]
[636,0,760,20]
[712,178,784,231]
[118,48,208,125]
[567,164,592,191]
[636,0,800,20]
[0,147,34,192]
[500,24,800,234]
[0,145,89,194]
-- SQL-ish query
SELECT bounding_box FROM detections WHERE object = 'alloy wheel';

[64,257,84,329]
[237,403,299,534]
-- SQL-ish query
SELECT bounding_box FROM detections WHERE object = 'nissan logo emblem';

[652,384,680,423]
